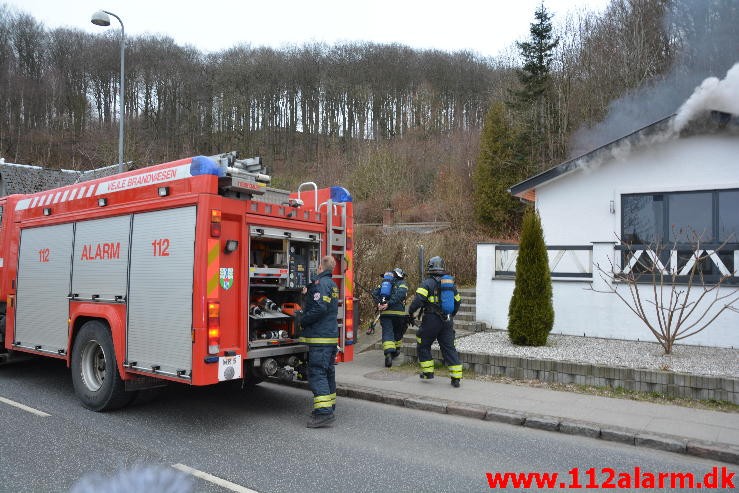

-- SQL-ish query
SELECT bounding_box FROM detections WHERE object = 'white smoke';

[574,61,739,172]
[672,62,739,132]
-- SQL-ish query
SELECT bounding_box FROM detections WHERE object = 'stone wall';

[402,346,739,404]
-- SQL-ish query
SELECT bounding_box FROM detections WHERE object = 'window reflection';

[622,195,663,244]
[719,190,739,242]
[668,192,712,242]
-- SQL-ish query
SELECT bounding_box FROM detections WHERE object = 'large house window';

[622,189,739,245]
[719,189,739,242]
[621,188,738,282]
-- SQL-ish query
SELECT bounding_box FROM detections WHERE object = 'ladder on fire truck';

[322,199,349,352]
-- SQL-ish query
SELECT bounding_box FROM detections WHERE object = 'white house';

[476,111,739,348]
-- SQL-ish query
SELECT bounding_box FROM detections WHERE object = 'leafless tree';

[591,233,739,354]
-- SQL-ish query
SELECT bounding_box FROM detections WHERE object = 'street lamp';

[91,10,126,174]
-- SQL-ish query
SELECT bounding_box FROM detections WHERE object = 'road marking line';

[0,396,50,417]
[171,463,260,493]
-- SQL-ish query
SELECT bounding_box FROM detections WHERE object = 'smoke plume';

[570,1,739,157]
[672,63,739,132]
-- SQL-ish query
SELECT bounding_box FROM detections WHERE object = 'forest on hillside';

[0,0,737,288]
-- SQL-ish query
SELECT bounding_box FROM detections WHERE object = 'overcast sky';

[4,0,610,57]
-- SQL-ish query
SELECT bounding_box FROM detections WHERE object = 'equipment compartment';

[247,227,320,348]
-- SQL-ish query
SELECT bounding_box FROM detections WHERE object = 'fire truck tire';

[71,321,135,411]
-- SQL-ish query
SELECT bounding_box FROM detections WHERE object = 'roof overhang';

[508,110,739,201]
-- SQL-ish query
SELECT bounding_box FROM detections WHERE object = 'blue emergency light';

[190,155,225,177]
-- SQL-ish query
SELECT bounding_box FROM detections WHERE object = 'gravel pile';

[453,330,739,378]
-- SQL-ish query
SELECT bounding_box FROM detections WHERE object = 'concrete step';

[454,312,476,322]
[403,319,486,335]
[458,288,476,297]
[455,320,487,332]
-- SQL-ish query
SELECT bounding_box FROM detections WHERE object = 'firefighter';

[408,256,463,387]
[299,255,340,428]
[374,267,409,368]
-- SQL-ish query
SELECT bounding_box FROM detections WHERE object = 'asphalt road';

[0,357,736,493]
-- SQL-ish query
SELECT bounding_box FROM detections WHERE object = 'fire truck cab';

[0,152,355,410]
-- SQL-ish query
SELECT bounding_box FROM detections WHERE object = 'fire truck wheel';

[71,321,135,411]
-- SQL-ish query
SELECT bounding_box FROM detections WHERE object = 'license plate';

[218,355,242,381]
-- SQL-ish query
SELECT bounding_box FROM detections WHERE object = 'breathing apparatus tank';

[379,272,394,304]
[438,274,456,315]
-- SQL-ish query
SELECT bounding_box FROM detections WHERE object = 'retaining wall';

[401,346,739,405]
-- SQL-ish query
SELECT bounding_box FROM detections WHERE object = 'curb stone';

[484,408,526,426]
[559,420,601,439]
[635,434,687,454]
[524,415,560,432]
[600,427,637,445]
[446,402,488,419]
[274,379,739,465]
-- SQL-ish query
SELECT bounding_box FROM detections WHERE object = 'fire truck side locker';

[15,223,74,354]
[127,206,196,378]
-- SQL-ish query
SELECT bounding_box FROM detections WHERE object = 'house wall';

[476,134,739,349]
[476,243,739,348]
[535,135,739,244]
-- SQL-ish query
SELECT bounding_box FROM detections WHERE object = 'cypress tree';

[508,208,554,346]
[473,101,525,234]
[511,3,562,169]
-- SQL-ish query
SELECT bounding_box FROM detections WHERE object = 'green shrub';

[508,208,553,346]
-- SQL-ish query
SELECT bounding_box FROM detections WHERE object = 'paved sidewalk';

[331,348,739,465]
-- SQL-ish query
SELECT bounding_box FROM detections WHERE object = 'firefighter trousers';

[307,345,337,416]
[416,314,463,379]
[380,315,407,354]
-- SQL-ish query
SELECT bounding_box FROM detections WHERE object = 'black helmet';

[427,256,445,274]
[392,267,405,279]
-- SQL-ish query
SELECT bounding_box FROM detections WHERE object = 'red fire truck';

[0,151,355,410]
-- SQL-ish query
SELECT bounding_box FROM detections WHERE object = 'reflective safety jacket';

[299,269,339,345]
[373,278,409,317]
[408,275,461,318]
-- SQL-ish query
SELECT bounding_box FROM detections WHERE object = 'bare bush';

[591,234,739,354]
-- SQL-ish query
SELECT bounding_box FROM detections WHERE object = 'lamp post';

[91,10,126,174]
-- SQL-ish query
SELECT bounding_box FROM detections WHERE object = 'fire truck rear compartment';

[243,228,318,382]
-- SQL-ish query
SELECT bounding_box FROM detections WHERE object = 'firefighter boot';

[451,377,461,388]
[384,353,393,368]
[419,372,434,380]
[307,413,336,428]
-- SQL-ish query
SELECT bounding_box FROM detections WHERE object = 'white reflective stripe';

[95,163,193,195]
[0,257,3,267]
[69,189,78,200]
[171,464,259,493]
[52,192,61,204]
[0,396,50,417]
[60,189,69,202]
[30,197,39,208]
[43,195,53,206]
[86,186,95,197]
[78,186,86,197]
[16,198,31,210]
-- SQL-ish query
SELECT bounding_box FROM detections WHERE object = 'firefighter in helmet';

[299,255,340,428]
[373,267,409,368]
[408,256,463,387]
